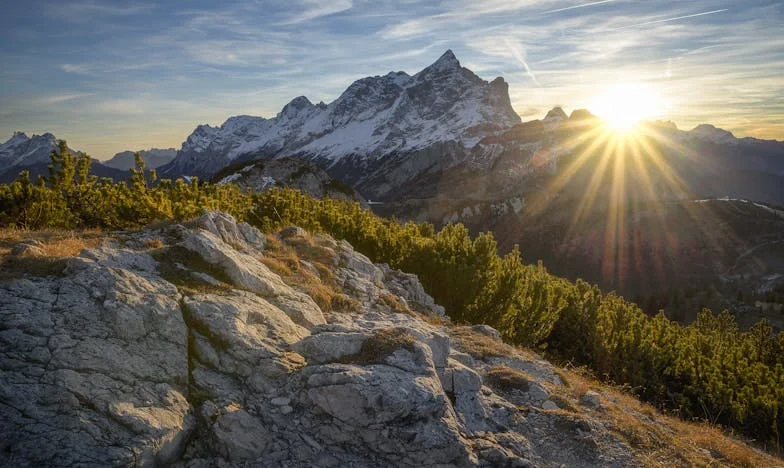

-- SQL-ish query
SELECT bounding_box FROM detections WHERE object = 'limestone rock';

[0,248,191,466]
[293,331,368,364]
[196,210,265,250]
[581,390,602,409]
[471,324,502,342]
[0,211,688,467]
[181,228,325,329]
[10,239,46,256]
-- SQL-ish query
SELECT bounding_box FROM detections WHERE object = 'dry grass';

[330,292,362,314]
[485,365,531,392]
[378,292,413,315]
[0,228,105,280]
[449,326,516,360]
[260,255,295,277]
[144,238,164,249]
[259,228,361,314]
[339,328,417,365]
[542,364,783,467]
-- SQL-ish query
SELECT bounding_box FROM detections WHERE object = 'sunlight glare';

[590,83,663,132]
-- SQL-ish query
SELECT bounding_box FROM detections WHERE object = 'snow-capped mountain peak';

[161,50,522,179]
[687,124,736,144]
[0,132,59,168]
[419,49,461,74]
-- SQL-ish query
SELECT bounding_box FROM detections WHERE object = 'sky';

[0,0,782,159]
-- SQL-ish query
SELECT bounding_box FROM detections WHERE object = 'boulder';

[197,210,265,250]
[10,240,46,257]
[581,390,602,409]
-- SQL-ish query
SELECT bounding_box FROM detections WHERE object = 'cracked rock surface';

[1,211,639,467]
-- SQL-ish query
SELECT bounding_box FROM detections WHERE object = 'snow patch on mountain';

[161,50,521,178]
[0,132,60,167]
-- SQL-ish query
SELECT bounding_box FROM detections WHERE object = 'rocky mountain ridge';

[0,132,129,183]
[213,157,365,204]
[1,211,774,466]
[159,50,521,189]
[0,131,63,168]
[103,148,177,170]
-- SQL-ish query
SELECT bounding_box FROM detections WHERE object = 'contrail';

[542,0,619,15]
[606,9,728,31]
[504,39,542,87]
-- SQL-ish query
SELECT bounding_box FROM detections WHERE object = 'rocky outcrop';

[214,157,366,204]
[0,210,697,466]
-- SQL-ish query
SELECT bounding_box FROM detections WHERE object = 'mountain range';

[0,133,177,183]
[2,49,783,327]
[103,148,176,170]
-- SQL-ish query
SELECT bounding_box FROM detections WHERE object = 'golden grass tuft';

[378,292,412,315]
[339,328,417,365]
[449,326,515,360]
[0,228,105,280]
[144,238,164,249]
[541,363,782,467]
[485,365,531,392]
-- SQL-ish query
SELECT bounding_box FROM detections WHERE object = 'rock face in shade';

[0,210,688,467]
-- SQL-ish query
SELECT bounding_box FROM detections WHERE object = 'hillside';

[102,148,177,170]
[0,211,778,467]
[212,157,365,204]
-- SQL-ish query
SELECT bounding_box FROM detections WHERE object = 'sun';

[590,83,663,132]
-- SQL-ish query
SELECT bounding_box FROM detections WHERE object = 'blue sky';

[0,0,782,158]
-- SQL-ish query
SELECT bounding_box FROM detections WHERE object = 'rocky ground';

[0,212,779,467]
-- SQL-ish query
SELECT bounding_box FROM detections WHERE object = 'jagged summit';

[424,49,461,72]
[688,123,736,143]
[544,106,568,121]
[0,131,60,168]
[160,50,521,180]
[568,109,596,121]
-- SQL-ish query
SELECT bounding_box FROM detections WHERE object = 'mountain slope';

[0,211,776,467]
[0,132,67,168]
[213,157,365,203]
[371,110,784,327]
[0,132,129,183]
[160,50,520,192]
[103,148,176,170]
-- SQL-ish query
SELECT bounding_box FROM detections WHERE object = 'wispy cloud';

[542,0,620,15]
[1,0,782,156]
[46,0,154,22]
[505,39,542,86]
[281,0,353,25]
[60,64,92,75]
[605,9,730,31]
[34,93,95,105]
